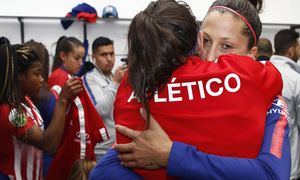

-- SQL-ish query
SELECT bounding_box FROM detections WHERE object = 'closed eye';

[222,44,232,49]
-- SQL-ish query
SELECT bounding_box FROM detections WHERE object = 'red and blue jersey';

[46,66,109,180]
[113,54,283,179]
[90,96,290,180]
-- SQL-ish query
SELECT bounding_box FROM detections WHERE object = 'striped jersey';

[0,96,43,180]
[46,67,109,180]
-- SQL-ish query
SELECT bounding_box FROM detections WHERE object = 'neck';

[98,67,111,77]
[103,71,111,77]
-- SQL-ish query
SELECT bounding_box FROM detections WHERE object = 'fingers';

[115,125,139,140]
[120,161,139,168]
[120,64,128,69]
[139,108,147,121]
[117,151,135,162]
[115,143,132,153]
[60,77,83,101]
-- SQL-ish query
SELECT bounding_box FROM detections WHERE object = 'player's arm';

[89,148,143,180]
[116,96,291,179]
[23,77,83,154]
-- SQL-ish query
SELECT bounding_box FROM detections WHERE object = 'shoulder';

[83,69,97,81]
[48,69,70,89]
[0,104,36,138]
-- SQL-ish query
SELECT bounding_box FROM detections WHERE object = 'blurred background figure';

[256,38,273,61]
[82,36,127,161]
[270,28,300,180]
[68,158,97,180]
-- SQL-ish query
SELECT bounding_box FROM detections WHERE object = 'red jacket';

[114,54,283,179]
[46,67,109,180]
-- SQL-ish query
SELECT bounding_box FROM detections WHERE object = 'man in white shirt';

[83,36,127,160]
[270,29,300,180]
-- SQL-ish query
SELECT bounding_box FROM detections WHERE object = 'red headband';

[208,6,257,46]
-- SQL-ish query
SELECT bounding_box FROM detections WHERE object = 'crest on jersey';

[9,108,27,127]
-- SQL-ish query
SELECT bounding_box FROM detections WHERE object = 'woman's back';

[115,54,282,179]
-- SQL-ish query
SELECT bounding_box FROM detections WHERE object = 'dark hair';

[208,0,263,49]
[51,36,83,72]
[257,38,273,56]
[127,0,198,124]
[0,44,39,109]
[274,29,300,56]
[0,36,10,46]
[92,36,114,54]
[24,41,50,82]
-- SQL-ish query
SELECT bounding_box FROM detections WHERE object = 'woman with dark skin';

[0,44,82,179]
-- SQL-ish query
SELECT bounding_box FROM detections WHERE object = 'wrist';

[56,96,68,105]
[159,140,173,168]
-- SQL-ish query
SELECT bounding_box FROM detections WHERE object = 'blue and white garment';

[271,55,300,180]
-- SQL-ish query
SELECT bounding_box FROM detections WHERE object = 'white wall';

[0,0,299,72]
[1,0,300,24]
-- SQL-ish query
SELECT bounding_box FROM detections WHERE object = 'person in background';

[68,158,97,180]
[23,40,58,179]
[256,38,273,61]
[82,36,127,161]
[48,36,85,89]
[0,44,82,179]
[51,36,67,73]
[270,29,300,180]
[89,0,290,179]
[46,36,109,180]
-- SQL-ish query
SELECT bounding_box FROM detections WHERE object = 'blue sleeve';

[89,97,291,180]
[167,96,291,180]
[89,148,143,180]
[37,89,56,178]
[37,90,56,129]
[0,172,9,180]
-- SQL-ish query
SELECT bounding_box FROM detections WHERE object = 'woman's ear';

[195,31,204,56]
[60,51,67,62]
[248,46,258,59]
[18,73,25,82]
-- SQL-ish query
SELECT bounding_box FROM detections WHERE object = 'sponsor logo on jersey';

[74,131,91,144]
[9,108,27,127]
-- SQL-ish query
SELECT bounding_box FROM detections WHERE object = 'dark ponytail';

[127,0,198,125]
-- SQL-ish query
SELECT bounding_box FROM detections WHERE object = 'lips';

[107,64,113,68]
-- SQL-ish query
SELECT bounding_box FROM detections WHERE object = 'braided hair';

[0,44,39,113]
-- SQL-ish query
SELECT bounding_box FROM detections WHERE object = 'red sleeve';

[0,105,36,139]
[220,54,283,109]
[48,68,70,93]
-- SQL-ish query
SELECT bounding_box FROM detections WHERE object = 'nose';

[79,59,83,66]
[206,46,219,62]
[107,54,112,62]
[40,76,44,84]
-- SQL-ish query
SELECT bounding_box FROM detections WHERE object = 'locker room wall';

[0,0,299,72]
